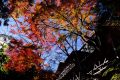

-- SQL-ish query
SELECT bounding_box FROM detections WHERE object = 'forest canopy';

[0,0,120,80]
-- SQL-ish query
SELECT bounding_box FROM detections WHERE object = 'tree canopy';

[0,0,119,80]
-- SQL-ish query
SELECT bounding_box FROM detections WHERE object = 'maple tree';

[0,0,98,74]
[4,0,97,55]
[1,0,120,80]
[3,38,43,73]
[0,0,98,73]
[1,0,97,73]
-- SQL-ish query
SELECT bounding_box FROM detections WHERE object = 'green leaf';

[111,74,120,80]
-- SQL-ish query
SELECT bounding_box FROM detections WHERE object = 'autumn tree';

[3,38,43,73]
[0,0,98,75]
[2,0,120,80]
[3,0,97,56]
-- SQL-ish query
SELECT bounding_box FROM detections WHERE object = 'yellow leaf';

[35,4,42,11]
